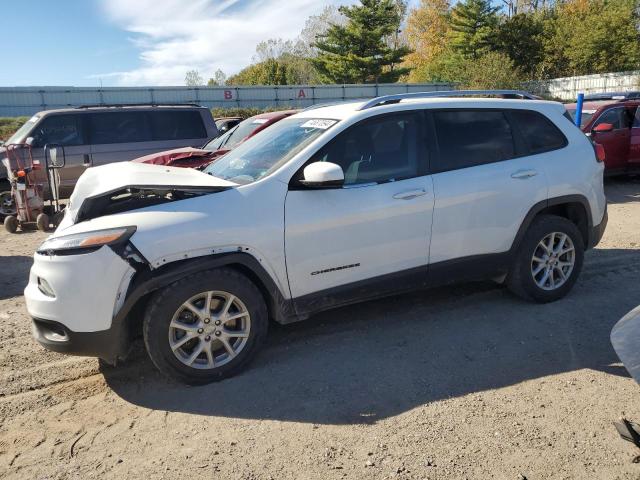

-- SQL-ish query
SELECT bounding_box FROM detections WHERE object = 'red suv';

[566,99,640,175]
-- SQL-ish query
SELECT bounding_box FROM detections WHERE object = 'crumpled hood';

[61,162,235,227]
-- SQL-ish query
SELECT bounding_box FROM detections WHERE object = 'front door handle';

[393,189,427,200]
[511,169,538,179]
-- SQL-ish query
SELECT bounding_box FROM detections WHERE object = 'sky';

[1,0,421,87]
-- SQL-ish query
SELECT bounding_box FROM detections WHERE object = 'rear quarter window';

[149,110,207,140]
[510,110,567,154]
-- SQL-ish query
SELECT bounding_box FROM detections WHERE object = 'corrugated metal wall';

[0,83,453,117]
[526,71,640,101]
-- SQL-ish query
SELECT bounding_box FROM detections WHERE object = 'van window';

[510,110,567,154]
[432,110,515,172]
[149,110,207,140]
[89,112,151,144]
[31,115,85,147]
[312,112,422,185]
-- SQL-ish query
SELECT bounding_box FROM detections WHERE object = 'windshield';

[204,127,234,151]
[566,108,596,127]
[6,115,39,144]
[204,117,337,184]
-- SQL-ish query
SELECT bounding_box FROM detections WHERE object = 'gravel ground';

[1,178,640,480]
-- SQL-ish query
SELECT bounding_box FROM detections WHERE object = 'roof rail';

[358,90,539,111]
[75,103,203,109]
[302,100,359,112]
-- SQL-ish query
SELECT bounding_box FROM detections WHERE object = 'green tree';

[542,0,640,77]
[448,0,500,59]
[227,58,303,86]
[459,51,524,88]
[312,0,412,83]
[494,13,545,77]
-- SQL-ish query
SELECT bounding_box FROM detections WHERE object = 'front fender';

[114,252,297,328]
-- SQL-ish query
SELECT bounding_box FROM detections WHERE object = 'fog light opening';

[37,277,56,298]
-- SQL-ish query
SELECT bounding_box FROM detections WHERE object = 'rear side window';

[510,110,567,154]
[149,110,207,140]
[89,112,151,144]
[432,110,515,172]
[313,112,422,185]
[32,114,85,147]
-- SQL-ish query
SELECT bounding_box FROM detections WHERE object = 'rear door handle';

[511,169,538,179]
[393,189,427,200]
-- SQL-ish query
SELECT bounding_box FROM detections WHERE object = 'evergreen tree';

[312,0,412,83]
[448,0,500,59]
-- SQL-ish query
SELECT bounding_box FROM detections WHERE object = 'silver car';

[0,104,218,197]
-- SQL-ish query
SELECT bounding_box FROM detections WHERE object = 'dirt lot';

[1,179,640,480]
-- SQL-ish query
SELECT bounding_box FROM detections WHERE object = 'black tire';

[36,213,50,232]
[4,215,18,233]
[506,215,584,303]
[143,268,268,385]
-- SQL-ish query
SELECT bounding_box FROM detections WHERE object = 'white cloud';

[94,0,351,86]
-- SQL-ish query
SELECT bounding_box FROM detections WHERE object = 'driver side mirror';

[45,144,66,168]
[592,123,614,134]
[300,162,344,188]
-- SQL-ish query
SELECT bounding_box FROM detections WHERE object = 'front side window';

[511,110,567,154]
[432,110,515,172]
[204,117,336,184]
[593,107,634,130]
[310,112,422,185]
[89,112,151,144]
[31,114,84,147]
[149,111,206,140]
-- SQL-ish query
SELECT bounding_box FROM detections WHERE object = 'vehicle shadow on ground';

[103,246,640,425]
[0,254,33,300]
[605,176,640,204]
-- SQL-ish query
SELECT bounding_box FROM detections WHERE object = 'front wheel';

[143,268,268,385]
[507,215,584,303]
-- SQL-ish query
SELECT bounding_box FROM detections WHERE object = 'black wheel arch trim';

[114,252,295,332]
[510,194,596,253]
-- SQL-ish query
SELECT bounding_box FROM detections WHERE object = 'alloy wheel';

[530,232,575,291]
[168,291,251,370]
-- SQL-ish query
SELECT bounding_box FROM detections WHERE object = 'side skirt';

[292,252,512,320]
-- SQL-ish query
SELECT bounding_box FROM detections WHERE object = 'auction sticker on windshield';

[301,119,337,130]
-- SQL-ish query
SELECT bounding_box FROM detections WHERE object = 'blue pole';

[575,92,584,128]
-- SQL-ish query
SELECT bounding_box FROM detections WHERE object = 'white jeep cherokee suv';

[25,91,608,384]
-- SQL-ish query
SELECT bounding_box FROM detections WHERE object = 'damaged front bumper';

[25,245,137,362]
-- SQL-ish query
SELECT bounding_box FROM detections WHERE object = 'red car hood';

[132,147,230,168]
[133,147,211,165]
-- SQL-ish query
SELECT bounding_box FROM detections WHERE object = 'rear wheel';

[3,215,18,233]
[507,215,584,303]
[143,268,268,385]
